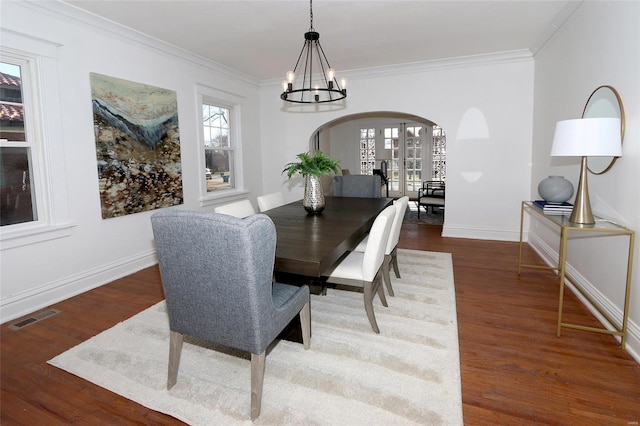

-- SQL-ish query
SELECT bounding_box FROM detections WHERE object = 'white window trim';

[195,84,247,207]
[0,30,73,250]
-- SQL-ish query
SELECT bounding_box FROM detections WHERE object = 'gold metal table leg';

[556,227,568,337]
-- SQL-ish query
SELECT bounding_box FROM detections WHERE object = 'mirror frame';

[582,85,625,175]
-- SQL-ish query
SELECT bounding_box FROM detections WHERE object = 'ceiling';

[63,0,579,81]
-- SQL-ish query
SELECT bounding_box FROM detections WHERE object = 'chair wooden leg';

[250,352,266,420]
[363,281,380,333]
[375,274,388,308]
[382,254,395,297]
[391,248,401,278]
[299,302,311,350]
[167,330,184,390]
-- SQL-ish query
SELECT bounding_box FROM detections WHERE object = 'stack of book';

[533,200,573,215]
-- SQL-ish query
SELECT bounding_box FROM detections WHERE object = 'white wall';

[328,121,359,172]
[260,54,535,241]
[530,1,640,359]
[0,1,264,322]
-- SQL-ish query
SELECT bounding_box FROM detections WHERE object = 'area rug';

[48,250,462,425]
[405,201,444,225]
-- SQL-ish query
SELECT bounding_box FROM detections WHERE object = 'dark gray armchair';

[332,175,382,198]
[150,210,311,420]
[417,180,445,218]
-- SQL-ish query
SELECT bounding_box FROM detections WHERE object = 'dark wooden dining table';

[262,196,394,279]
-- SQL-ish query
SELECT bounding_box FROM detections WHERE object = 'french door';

[385,123,427,199]
[357,121,445,199]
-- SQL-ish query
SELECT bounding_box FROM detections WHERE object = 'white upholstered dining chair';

[323,205,396,333]
[257,192,286,212]
[214,199,256,218]
[353,196,409,297]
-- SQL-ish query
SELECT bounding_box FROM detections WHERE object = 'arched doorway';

[309,112,446,200]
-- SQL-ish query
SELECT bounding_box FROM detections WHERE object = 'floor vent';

[9,309,61,331]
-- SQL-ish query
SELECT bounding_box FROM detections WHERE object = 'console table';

[518,201,635,348]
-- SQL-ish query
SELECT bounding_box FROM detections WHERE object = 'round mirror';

[582,85,625,174]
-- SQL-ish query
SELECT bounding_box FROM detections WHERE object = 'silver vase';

[303,175,325,214]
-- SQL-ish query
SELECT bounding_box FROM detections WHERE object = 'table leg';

[518,202,525,274]
[621,233,635,348]
[556,227,569,337]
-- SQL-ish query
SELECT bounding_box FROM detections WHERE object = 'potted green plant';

[282,150,340,214]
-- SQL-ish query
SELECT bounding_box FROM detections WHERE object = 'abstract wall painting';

[90,73,183,219]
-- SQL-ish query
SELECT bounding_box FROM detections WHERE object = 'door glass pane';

[405,125,423,192]
[385,127,400,191]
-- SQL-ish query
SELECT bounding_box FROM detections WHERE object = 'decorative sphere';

[538,176,574,203]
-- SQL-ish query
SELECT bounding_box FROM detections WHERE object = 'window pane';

[205,149,233,192]
[0,62,26,142]
[218,128,229,148]
[432,125,447,181]
[359,127,375,174]
[0,146,36,225]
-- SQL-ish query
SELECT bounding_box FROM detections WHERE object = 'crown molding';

[261,49,534,89]
[22,0,260,88]
[530,1,583,55]
[23,1,538,91]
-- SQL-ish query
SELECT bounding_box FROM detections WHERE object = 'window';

[197,84,244,203]
[0,31,72,250]
[431,125,446,181]
[359,127,375,175]
[203,103,233,192]
[1,58,38,226]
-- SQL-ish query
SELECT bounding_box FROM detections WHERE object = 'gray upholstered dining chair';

[331,175,382,198]
[353,196,409,297]
[257,192,286,212]
[323,205,396,333]
[150,210,311,420]
[213,199,256,218]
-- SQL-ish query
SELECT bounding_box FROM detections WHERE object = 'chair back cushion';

[386,196,409,254]
[151,210,280,353]
[214,199,256,218]
[362,205,396,281]
[331,175,382,198]
[257,192,285,212]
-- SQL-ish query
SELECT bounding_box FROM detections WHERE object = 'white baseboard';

[0,250,158,324]
[527,232,640,363]
[442,224,521,242]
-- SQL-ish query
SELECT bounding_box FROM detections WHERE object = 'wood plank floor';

[2,223,639,425]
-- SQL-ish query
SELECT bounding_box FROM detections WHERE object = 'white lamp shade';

[551,117,622,157]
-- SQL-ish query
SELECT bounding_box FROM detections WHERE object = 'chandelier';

[280,0,347,104]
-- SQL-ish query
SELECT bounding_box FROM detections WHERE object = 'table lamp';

[550,117,621,225]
